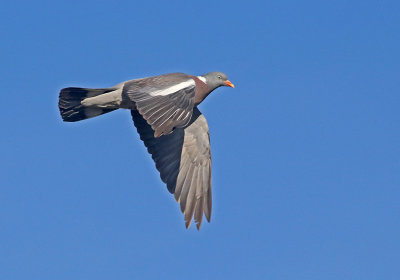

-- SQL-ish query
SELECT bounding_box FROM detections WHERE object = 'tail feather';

[58,87,117,122]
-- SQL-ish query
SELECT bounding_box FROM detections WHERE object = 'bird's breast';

[191,76,211,105]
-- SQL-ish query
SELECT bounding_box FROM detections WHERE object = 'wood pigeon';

[58,71,234,229]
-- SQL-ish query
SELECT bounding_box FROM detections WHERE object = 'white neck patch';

[197,76,207,83]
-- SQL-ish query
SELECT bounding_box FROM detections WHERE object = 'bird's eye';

[217,75,222,79]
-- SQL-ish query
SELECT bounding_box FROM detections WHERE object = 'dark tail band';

[58,87,117,122]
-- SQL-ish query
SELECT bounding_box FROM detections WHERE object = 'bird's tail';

[58,87,119,122]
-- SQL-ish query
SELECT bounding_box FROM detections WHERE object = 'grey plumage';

[59,87,118,122]
[123,73,196,137]
[58,71,234,229]
[132,107,212,229]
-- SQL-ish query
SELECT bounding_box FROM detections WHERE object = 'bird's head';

[201,72,235,91]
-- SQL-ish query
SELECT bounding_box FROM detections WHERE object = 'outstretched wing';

[132,107,212,230]
[124,73,196,137]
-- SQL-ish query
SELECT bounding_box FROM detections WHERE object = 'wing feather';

[124,73,196,137]
[179,164,195,212]
[184,167,198,228]
[131,107,212,229]
[194,196,204,230]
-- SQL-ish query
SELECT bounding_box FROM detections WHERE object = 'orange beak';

[225,80,235,88]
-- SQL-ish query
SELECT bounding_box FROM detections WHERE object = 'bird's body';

[58,72,234,229]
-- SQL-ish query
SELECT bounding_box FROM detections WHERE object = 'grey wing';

[132,107,212,230]
[124,73,196,137]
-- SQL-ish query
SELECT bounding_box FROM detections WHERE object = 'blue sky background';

[1,0,399,279]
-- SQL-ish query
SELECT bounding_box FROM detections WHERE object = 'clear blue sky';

[1,0,399,279]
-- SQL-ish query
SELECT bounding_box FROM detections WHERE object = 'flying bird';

[58,72,235,229]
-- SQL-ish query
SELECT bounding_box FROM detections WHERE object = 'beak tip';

[225,80,235,88]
